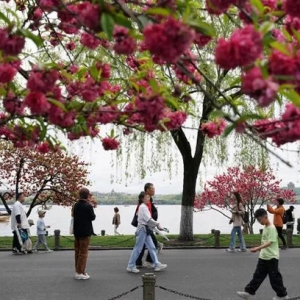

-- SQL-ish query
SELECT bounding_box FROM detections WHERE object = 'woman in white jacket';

[126,192,167,273]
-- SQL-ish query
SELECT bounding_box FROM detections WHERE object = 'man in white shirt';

[11,192,29,254]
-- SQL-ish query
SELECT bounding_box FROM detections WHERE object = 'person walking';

[112,207,121,235]
[73,188,96,280]
[226,192,247,253]
[285,205,295,233]
[136,183,159,268]
[267,198,287,250]
[11,192,29,254]
[237,208,289,300]
[126,192,167,273]
[32,210,52,253]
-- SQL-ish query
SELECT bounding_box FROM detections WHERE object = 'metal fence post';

[286,228,293,248]
[214,230,220,248]
[54,229,60,250]
[142,273,156,300]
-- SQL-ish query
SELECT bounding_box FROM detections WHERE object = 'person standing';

[267,199,287,250]
[112,207,121,235]
[226,192,247,253]
[237,208,289,300]
[136,183,158,268]
[11,192,29,254]
[285,205,295,233]
[32,210,52,253]
[73,188,96,280]
[126,192,167,273]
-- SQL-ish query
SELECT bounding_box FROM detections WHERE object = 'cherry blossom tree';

[0,142,90,216]
[1,0,300,240]
[194,166,296,233]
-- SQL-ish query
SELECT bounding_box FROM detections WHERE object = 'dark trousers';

[136,231,157,265]
[12,231,21,251]
[75,236,91,274]
[245,258,287,297]
[276,226,286,246]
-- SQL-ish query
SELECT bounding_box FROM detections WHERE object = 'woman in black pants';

[267,198,287,249]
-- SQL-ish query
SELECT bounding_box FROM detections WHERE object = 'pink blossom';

[97,105,119,124]
[48,105,76,128]
[269,50,297,84]
[113,26,137,55]
[39,0,61,11]
[37,142,50,153]
[0,63,17,83]
[201,119,226,138]
[3,94,24,115]
[285,15,300,35]
[215,25,263,70]
[206,0,236,15]
[241,67,279,107]
[95,62,110,79]
[102,137,120,150]
[143,17,195,64]
[80,32,101,50]
[284,0,300,18]
[77,2,101,31]
[27,70,59,93]
[33,8,43,19]
[194,33,212,47]
[65,42,76,51]
[2,35,25,56]
[24,92,51,115]
[164,110,187,130]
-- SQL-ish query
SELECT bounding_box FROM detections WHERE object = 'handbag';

[69,217,74,235]
[131,213,138,227]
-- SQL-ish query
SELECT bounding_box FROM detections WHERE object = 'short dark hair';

[79,188,90,200]
[114,207,119,213]
[16,192,23,200]
[138,191,145,205]
[277,198,284,205]
[144,183,153,192]
[254,208,267,219]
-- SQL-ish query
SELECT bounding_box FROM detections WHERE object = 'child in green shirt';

[237,208,289,300]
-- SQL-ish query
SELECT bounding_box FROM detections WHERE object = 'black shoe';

[12,248,19,254]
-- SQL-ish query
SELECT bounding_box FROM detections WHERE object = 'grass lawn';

[1,233,300,250]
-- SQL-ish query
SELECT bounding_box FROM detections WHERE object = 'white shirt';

[11,201,29,230]
[137,203,151,226]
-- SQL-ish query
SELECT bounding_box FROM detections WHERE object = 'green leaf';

[113,13,132,29]
[48,99,67,111]
[101,12,115,40]
[110,128,115,137]
[137,15,152,28]
[209,110,226,118]
[250,0,264,14]
[19,29,43,48]
[270,42,290,56]
[148,79,159,93]
[223,124,236,137]
[280,90,300,107]
[165,98,179,110]
[259,21,274,35]
[89,65,100,81]
[145,7,171,16]
[186,20,215,37]
[0,11,11,25]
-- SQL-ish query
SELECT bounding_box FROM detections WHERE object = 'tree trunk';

[179,162,198,241]
[0,194,12,215]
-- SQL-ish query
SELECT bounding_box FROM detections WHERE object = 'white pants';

[114,225,120,235]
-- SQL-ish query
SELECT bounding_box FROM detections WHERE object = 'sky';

[66,133,300,195]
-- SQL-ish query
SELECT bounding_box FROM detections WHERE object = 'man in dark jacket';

[73,188,96,280]
[286,205,295,232]
[136,183,158,267]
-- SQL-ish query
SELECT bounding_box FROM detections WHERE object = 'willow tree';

[1,0,300,240]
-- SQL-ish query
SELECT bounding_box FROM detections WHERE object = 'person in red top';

[136,183,158,268]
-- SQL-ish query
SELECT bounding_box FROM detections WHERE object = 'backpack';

[282,210,288,224]
[242,211,249,224]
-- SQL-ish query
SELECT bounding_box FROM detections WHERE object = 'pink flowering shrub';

[201,119,226,138]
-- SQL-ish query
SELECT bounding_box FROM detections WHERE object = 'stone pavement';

[0,249,299,300]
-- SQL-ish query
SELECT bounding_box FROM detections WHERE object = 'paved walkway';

[0,249,299,300]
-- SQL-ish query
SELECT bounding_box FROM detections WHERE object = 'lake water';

[0,204,299,237]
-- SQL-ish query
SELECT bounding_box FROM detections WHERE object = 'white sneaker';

[126,267,140,274]
[46,249,53,253]
[237,291,252,299]
[143,261,155,268]
[158,242,164,253]
[226,248,236,253]
[237,249,247,252]
[154,263,167,272]
[75,273,90,280]
[273,296,289,300]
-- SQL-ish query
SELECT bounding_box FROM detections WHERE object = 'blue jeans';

[128,227,159,268]
[229,226,246,250]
